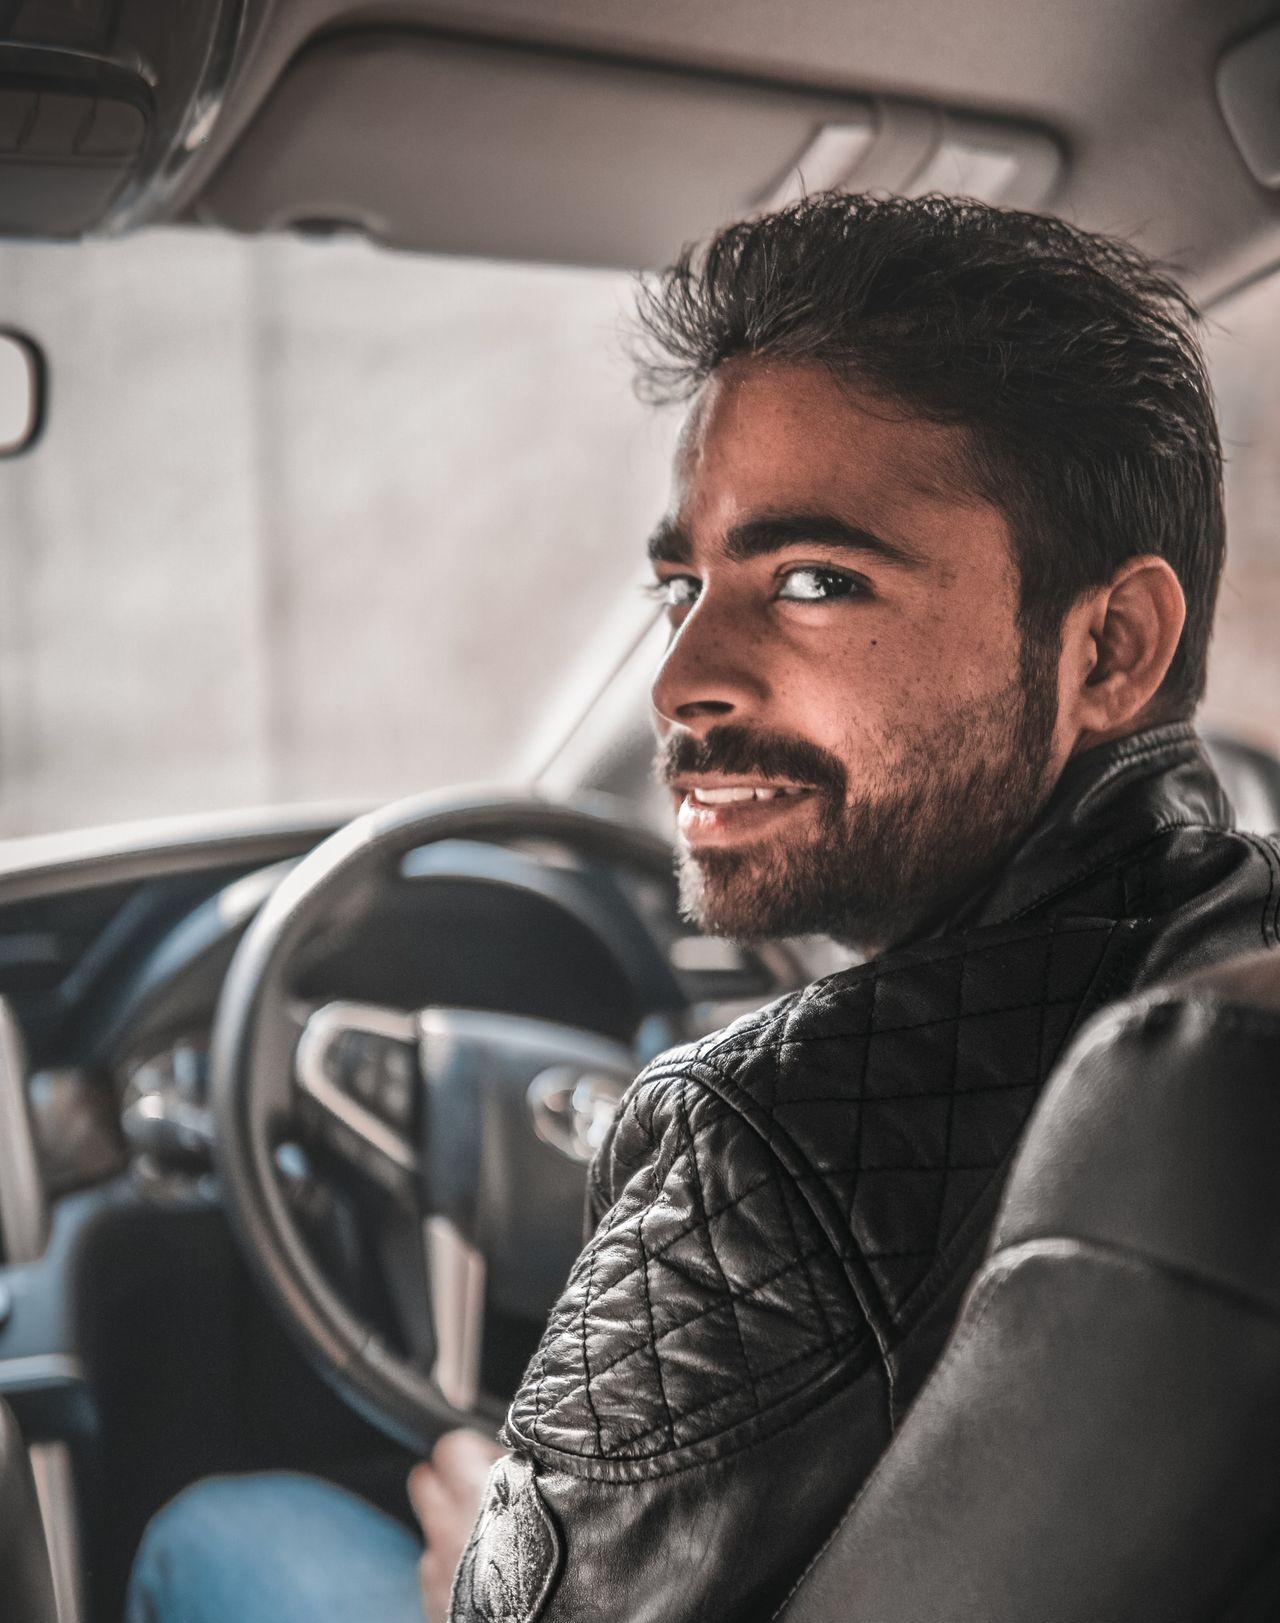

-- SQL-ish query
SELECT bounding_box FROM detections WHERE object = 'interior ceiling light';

[762,118,877,209]
[904,137,1023,203]
[760,104,1061,213]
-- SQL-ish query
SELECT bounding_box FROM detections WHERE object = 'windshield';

[1,228,1277,841]
[0,229,676,838]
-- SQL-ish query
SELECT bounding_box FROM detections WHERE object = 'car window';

[1202,271,1280,758]
[0,229,676,838]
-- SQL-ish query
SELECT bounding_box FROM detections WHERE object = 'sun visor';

[193,31,1062,268]
[0,0,243,239]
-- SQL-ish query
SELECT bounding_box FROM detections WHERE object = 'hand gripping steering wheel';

[209,788,687,1451]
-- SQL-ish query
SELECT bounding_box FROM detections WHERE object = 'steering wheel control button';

[296,1002,421,1185]
[326,1028,418,1130]
[340,1032,385,1105]
[377,1044,417,1128]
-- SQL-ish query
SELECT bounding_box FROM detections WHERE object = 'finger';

[431,1427,506,1489]
[430,1427,487,1475]
[420,1549,450,1586]
[407,1463,445,1524]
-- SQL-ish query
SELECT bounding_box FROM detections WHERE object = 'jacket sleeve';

[449,1056,889,1623]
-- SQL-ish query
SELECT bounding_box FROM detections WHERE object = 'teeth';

[689,786,802,805]
[692,787,757,804]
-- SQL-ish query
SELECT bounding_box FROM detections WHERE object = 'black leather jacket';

[451,725,1280,1623]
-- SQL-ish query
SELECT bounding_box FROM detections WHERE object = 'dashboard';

[0,804,796,1237]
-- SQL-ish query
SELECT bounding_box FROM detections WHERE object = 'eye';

[776,565,867,603]
[646,574,701,611]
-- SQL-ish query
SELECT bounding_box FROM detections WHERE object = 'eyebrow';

[646,511,927,570]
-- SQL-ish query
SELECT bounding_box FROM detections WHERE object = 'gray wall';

[0,231,677,836]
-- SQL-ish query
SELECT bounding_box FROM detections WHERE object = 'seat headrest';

[993,948,1280,1314]
[1177,945,1280,1010]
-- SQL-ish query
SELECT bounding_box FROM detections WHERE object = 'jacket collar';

[948,722,1233,931]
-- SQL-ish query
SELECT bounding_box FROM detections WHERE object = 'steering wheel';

[209,788,690,1452]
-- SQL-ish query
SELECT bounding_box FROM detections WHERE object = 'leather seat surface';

[776,948,1280,1623]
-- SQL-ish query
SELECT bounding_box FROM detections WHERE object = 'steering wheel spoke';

[423,1215,487,1412]
[295,1001,420,1196]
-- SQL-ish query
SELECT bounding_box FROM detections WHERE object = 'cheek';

[771,602,1018,757]
[880,593,1021,712]
[767,626,900,752]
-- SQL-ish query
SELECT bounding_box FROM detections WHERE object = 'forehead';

[670,359,1007,566]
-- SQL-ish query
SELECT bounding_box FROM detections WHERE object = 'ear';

[1058,556,1187,750]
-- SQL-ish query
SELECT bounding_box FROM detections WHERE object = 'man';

[128,194,1279,1622]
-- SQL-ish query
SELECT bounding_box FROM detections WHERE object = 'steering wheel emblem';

[527,1067,626,1164]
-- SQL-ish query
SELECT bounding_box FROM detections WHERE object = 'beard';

[658,650,1059,955]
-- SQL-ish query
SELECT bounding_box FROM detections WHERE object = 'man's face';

[649,360,1065,953]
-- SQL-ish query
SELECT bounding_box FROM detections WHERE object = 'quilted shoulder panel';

[699,917,1134,1324]
[506,1068,867,1469]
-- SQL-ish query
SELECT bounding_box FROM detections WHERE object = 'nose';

[650,592,768,729]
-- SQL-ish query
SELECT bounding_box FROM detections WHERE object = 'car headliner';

[172,0,1280,306]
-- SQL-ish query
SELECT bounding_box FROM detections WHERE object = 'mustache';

[655,725,847,796]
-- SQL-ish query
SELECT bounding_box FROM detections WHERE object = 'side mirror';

[0,332,46,457]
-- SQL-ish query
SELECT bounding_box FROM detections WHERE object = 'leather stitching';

[652,923,1117,1070]
[579,1245,604,1456]
[776,1147,839,1361]
[933,947,966,1260]
[691,983,1103,1063]
[605,1334,852,1456]
[676,1077,762,1414]
[529,1242,844,1431]
[636,1196,675,1454]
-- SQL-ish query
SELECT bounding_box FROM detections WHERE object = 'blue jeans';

[124,1473,426,1623]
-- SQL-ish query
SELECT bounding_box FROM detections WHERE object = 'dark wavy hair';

[633,193,1225,713]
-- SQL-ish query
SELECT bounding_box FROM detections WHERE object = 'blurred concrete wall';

[0,231,678,836]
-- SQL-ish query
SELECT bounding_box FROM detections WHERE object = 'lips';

[673,780,816,845]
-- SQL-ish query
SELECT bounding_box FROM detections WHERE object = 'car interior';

[2,2,1280,1619]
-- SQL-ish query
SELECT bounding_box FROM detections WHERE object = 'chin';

[679,857,766,941]
[677,844,823,944]
[676,841,935,955]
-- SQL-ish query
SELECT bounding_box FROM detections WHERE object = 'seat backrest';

[777,948,1280,1623]
[1204,731,1280,834]
[0,1396,59,1623]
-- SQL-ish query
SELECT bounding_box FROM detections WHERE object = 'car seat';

[777,947,1280,1622]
